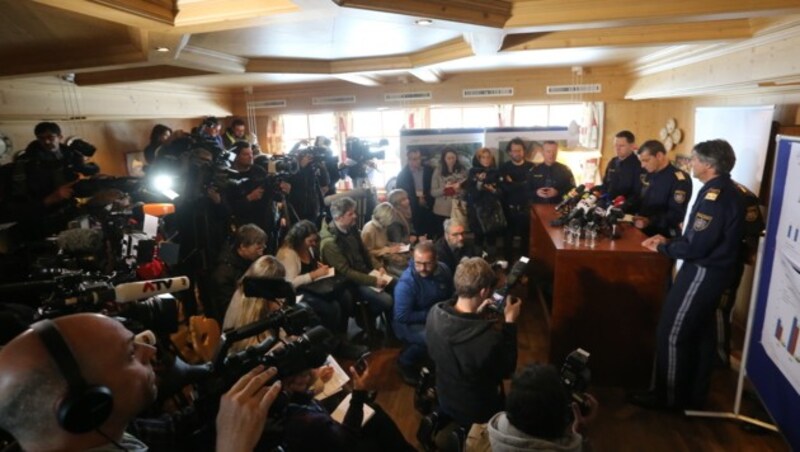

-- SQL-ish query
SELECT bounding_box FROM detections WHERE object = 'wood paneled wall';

[0,118,198,176]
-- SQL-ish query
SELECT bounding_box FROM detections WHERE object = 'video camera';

[345,137,387,180]
[560,348,591,415]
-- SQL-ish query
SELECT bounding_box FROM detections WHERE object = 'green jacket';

[320,220,377,286]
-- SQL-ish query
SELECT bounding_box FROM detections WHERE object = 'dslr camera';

[560,348,591,413]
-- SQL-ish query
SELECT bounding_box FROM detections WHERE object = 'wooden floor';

[363,292,790,451]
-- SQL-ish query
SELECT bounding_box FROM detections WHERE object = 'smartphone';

[355,352,370,375]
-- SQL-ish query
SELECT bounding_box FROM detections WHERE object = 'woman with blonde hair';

[221,255,287,354]
[362,202,410,277]
[466,147,504,257]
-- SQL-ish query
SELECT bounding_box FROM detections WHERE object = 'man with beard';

[435,219,478,273]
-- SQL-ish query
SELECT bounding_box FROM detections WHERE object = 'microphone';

[555,185,586,210]
[114,276,191,303]
[54,276,192,306]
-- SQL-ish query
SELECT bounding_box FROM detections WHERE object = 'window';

[281,112,338,154]
[548,104,583,126]
[513,105,549,127]
[513,104,582,127]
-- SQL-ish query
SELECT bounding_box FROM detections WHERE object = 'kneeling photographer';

[486,362,598,452]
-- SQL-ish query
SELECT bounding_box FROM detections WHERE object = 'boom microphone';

[114,276,191,303]
[57,228,104,255]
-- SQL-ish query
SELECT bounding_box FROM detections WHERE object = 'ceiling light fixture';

[415,18,433,26]
[155,47,170,53]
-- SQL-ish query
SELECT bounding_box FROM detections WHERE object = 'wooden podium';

[529,204,671,387]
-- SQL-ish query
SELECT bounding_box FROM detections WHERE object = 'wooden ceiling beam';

[332,0,512,28]
[0,43,147,78]
[74,65,214,85]
[501,19,755,51]
[507,0,800,29]
[31,0,175,29]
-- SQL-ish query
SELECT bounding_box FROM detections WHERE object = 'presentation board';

[747,134,800,449]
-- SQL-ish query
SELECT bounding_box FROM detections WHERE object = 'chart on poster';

[748,135,800,450]
[759,140,800,393]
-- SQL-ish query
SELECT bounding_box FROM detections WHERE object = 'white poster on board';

[760,141,800,394]
[399,128,485,168]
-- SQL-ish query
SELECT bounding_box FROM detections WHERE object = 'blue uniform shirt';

[603,154,642,200]
[657,174,744,269]
[636,164,692,238]
[530,161,576,204]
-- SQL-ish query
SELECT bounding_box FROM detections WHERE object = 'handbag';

[450,198,470,231]
[475,197,507,235]
[299,274,347,297]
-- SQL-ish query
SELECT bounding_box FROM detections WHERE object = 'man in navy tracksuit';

[635,139,744,410]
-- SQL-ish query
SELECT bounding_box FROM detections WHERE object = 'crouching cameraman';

[0,313,281,452]
[486,363,598,452]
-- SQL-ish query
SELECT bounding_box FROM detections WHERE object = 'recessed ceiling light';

[415,18,433,26]
[155,47,170,53]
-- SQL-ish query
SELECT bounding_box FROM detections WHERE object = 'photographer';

[227,142,281,234]
[0,122,99,240]
[426,257,521,427]
[0,313,282,452]
[222,118,248,150]
[487,364,598,452]
[288,148,327,226]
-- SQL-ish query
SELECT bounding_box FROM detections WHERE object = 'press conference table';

[529,204,671,387]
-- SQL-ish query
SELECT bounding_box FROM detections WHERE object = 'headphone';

[32,320,114,434]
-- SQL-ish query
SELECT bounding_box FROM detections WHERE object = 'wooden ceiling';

[1,0,798,90]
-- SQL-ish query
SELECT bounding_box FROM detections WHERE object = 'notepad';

[314,355,350,400]
[331,393,375,427]
[368,270,393,292]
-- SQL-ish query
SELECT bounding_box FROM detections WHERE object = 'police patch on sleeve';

[704,189,719,201]
[746,205,759,222]
[693,212,712,231]
[674,190,687,204]
[675,171,686,181]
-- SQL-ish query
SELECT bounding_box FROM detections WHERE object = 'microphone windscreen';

[56,228,103,255]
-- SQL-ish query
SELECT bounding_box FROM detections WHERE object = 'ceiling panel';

[189,14,462,59]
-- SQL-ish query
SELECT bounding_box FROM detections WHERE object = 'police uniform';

[654,174,744,408]
[530,161,576,204]
[635,164,692,238]
[715,182,765,366]
[603,154,642,200]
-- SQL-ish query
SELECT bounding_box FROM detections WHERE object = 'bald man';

[0,313,281,452]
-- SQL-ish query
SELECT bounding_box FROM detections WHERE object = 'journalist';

[487,363,598,452]
[426,257,521,427]
[0,313,282,452]
[208,224,266,325]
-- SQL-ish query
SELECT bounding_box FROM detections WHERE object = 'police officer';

[631,140,692,238]
[602,130,642,201]
[636,139,744,410]
[500,137,534,260]
[715,181,765,367]
[530,140,576,204]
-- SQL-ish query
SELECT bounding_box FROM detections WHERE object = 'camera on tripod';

[345,137,387,180]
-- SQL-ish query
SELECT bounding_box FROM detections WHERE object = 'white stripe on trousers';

[667,265,706,406]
